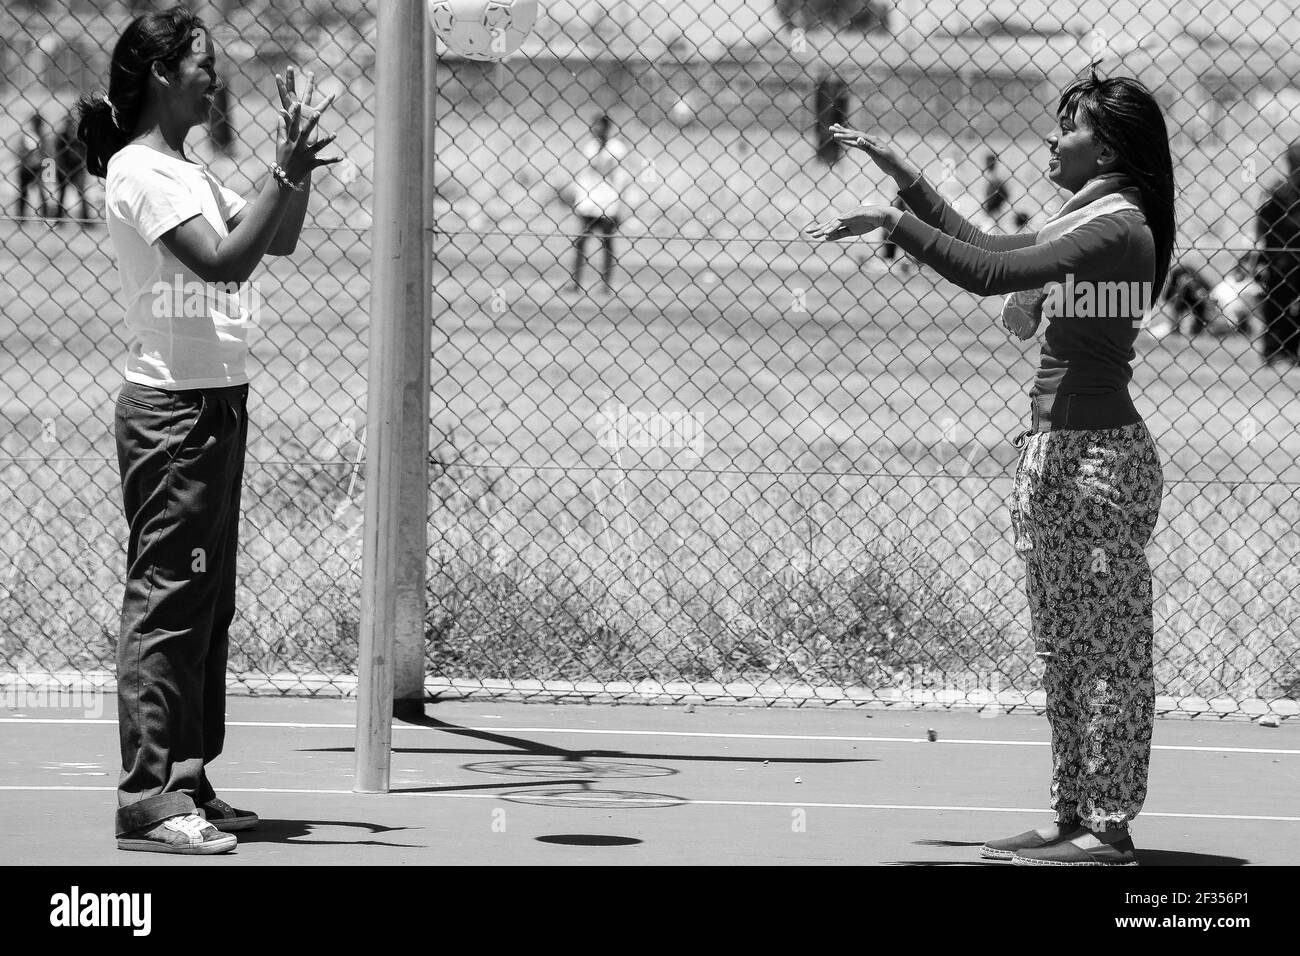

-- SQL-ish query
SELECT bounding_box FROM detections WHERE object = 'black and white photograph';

[0,0,1293,929]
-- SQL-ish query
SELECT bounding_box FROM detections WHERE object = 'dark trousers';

[572,213,617,285]
[113,381,248,836]
[17,163,45,218]
[1259,285,1300,361]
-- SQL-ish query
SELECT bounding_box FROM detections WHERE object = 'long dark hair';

[76,5,204,177]
[1057,66,1177,293]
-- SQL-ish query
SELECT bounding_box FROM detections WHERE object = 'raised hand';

[273,66,342,185]
[828,123,922,188]
[805,203,899,242]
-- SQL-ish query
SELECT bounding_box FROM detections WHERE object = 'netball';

[427,0,538,61]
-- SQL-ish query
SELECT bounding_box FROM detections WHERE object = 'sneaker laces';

[162,814,212,842]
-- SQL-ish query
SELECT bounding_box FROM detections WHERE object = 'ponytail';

[77,95,128,178]
[76,4,204,177]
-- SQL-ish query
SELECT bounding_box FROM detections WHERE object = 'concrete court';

[1,697,1296,865]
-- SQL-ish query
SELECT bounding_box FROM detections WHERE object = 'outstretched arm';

[898,175,1038,253]
[828,123,1035,252]
[885,208,1133,296]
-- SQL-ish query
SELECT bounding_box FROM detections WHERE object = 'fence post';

[355,0,427,793]
[390,2,437,719]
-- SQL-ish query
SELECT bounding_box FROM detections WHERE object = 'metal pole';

[355,0,425,793]
[392,4,434,718]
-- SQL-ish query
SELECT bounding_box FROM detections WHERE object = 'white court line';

[1,785,1298,822]
[2,717,1295,756]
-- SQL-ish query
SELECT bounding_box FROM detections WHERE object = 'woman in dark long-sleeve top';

[809,68,1174,867]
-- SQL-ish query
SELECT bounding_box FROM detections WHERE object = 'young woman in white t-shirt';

[77,4,339,854]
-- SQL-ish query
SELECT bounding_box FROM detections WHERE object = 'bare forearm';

[211,176,295,280]
[269,177,310,254]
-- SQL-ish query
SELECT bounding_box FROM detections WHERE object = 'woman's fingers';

[830,126,887,154]
[277,67,333,120]
[308,133,338,152]
[297,94,337,146]
[805,217,846,240]
[279,104,296,138]
[317,79,348,111]
[299,102,327,144]
[829,123,868,141]
[839,132,878,151]
[311,91,337,118]
[829,122,884,146]
[804,209,889,241]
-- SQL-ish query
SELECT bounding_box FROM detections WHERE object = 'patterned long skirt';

[1011,421,1164,832]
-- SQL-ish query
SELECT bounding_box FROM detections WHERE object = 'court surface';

[1,697,1296,865]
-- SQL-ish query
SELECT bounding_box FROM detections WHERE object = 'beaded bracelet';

[269,162,304,192]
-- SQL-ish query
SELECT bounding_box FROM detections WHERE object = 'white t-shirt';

[571,137,630,219]
[105,142,251,390]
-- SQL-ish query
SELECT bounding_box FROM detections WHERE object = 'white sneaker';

[117,812,237,854]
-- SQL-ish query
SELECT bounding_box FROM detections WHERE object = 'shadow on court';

[307,744,869,765]
[317,715,872,811]
[233,819,425,848]
[1135,850,1248,866]
[885,859,1005,866]
[398,714,573,757]
[889,840,1248,866]
[305,716,874,776]
[536,834,644,847]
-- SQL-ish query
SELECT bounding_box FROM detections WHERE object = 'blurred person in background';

[1151,262,1213,339]
[53,109,92,223]
[564,113,630,297]
[980,150,1011,232]
[1208,254,1262,337]
[207,72,235,156]
[1255,141,1300,366]
[14,110,51,218]
[815,74,850,166]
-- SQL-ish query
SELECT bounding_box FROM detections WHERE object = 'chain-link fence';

[2,0,1298,717]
